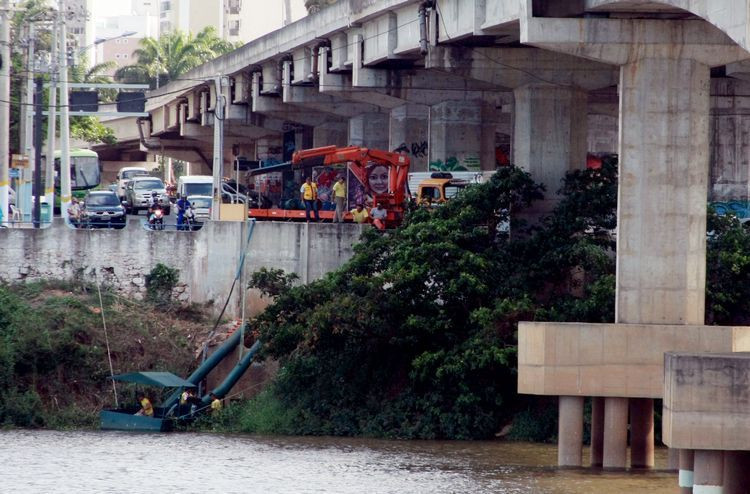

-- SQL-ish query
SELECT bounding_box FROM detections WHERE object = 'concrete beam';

[251,72,337,127]
[521,17,749,67]
[426,46,618,90]
[517,322,750,398]
[664,352,750,451]
[352,34,501,107]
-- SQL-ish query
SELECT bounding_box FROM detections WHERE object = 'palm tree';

[115,27,237,89]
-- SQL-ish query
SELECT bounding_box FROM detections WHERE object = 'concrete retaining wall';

[0,218,363,316]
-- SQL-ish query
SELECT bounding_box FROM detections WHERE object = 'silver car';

[124,176,170,215]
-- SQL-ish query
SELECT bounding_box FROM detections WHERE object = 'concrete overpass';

[100,2,750,490]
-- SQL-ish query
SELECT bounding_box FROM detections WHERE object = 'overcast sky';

[91,0,308,42]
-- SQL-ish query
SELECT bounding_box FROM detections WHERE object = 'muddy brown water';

[0,430,676,493]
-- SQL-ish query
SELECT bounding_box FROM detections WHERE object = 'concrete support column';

[616,57,709,326]
[679,449,695,494]
[513,83,587,211]
[603,397,628,469]
[629,398,654,468]
[694,450,724,494]
[723,451,750,494]
[590,397,604,467]
[256,137,284,167]
[557,396,584,467]
[348,113,389,150]
[313,121,348,148]
[389,104,429,171]
[429,100,496,173]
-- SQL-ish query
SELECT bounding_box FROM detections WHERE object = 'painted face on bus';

[367,164,389,195]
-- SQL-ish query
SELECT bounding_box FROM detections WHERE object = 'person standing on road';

[176,195,191,231]
[300,177,320,222]
[332,176,347,223]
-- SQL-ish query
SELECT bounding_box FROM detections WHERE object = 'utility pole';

[0,0,10,225]
[211,76,224,221]
[46,21,57,215]
[59,0,71,220]
[19,23,36,223]
[33,77,43,228]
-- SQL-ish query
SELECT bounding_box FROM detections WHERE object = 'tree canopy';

[115,27,239,88]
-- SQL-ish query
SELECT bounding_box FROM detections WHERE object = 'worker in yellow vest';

[300,176,320,222]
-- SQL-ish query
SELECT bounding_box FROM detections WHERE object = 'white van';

[177,175,249,204]
[177,175,213,198]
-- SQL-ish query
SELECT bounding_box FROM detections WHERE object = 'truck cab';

[417,173,470,205]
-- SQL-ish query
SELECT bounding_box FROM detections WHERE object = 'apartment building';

[159,0,248,43]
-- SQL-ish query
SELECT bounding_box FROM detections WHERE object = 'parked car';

[124,176,170,215]
[80,190,126,229]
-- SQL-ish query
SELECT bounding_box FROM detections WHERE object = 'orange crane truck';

[247,146,410,229]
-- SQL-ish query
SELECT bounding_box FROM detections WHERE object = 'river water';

[1,430,675,493]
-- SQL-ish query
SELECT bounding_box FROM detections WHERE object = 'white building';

[159,0,249,44]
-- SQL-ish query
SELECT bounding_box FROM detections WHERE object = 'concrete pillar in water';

[723,451,750,494]
[349,113,389,150]
[679,449,695,494]
[602,397,628,469]
[512,83,588,213]
[429,100,496,172]
[590,397,604,467]
[629,398,654,468]
[389,104,429,171]
[557,396,584,467]
[694,450,723,494]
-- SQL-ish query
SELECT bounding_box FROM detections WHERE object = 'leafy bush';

[145,263,180,305]
[248,163,620,439]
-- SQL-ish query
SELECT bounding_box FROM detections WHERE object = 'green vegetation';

[213,162,617,439]
[214,158,750,440]
[145,263,180,306]
[0,279,207,428]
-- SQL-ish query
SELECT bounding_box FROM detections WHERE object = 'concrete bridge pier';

[630,398,655,468]
[557,396,584,467]
[428,100,496,173]
[694,450,723,493]
[590,397,604,467]
[349,113,389,149]
[602,397,628,469]
[513,83,588,211]
[389,104,429,171]
[679,449,695,494]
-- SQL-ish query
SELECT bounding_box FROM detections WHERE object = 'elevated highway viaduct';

[100,2,750,490]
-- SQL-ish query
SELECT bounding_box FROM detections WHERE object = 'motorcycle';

[183,206,196,231]
[148,207,165,230]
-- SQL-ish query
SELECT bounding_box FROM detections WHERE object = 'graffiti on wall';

[711,201,750,219]
[395,141,428,159]
[429,156,481,172]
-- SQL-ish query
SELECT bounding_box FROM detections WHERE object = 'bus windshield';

[72,156,100,189]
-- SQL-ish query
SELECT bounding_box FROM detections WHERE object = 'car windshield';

[86,193,120,206]
[123,170,148,179]
[134,179,164,190]
[190,198,211,208]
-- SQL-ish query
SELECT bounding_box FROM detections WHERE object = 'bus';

[51,148,101,211]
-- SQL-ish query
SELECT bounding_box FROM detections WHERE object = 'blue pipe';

[161,327,243,409]
[202,339,262,404]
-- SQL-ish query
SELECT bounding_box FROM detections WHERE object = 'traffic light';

[70,91,99,112]
[116,91,145,112]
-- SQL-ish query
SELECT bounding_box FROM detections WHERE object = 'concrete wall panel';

[0,220,362,318]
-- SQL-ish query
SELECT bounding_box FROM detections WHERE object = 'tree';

[115,27,238,89]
